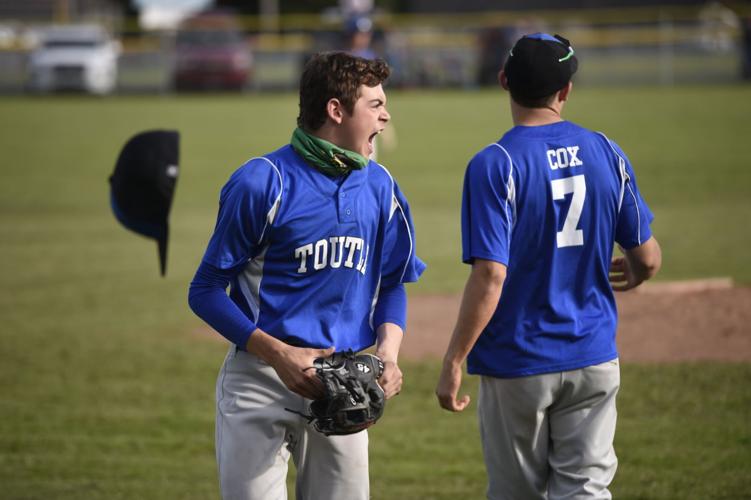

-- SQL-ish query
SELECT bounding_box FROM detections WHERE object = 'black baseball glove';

[289,351,386,436]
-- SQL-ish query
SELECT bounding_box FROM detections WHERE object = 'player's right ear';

[498,70,510,91]
[558,81,573,102]
[326,98,345,125]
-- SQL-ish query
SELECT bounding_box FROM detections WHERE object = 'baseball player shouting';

[189,52,424,500]
[436,33,662,499]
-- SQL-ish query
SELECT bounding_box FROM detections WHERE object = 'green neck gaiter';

[291,127,369,178]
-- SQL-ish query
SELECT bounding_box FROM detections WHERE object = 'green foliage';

[0,88,749,498]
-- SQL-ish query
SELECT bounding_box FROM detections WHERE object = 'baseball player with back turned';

[436,33,662,499]
[189,52,425,499]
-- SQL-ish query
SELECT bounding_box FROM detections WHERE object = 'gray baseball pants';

[215,347,370,500]
[478,358,620,500]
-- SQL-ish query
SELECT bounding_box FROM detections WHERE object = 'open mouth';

[367,129,383,151]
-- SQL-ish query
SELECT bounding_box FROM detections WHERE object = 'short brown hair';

[509,90,557,109]
[297,52,390,132]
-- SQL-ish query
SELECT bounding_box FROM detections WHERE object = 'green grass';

[1,87,750,498]
[369,362,751,500]
[2,350,749,499]
[1,87,750,292]
[380,86,751,290]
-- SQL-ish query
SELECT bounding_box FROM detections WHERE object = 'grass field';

[1,86,750,499]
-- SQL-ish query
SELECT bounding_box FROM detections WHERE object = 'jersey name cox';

[294,236,370,275]
[547,145,583,170]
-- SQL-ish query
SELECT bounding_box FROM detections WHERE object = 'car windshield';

[43,40,102,49]
[176,30,242,47]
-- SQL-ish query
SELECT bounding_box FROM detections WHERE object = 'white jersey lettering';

[567,146,583,166]
[313,239,328,270]
[295,243,314,273]
[343,236,363,269]
[555,148,569,169]
[329,236,344,268]
[547,145,583,170]
[294,236,367,274]
[547,149,559,169]
[356,244,370,275]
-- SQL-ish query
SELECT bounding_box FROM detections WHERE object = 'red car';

[173,13,251,91]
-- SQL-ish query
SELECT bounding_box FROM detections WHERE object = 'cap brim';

[111,193,169,276]
[158,227,168,277]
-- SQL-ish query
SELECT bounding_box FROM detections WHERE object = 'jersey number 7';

[551,175,586,248]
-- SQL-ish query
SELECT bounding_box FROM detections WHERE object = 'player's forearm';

[375,322,403,363]
[246,329,333,400]
[245,328,288,363]
[625,236,662,283]
[443,260,506,366]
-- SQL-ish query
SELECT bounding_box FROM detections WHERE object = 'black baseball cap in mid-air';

[503,33,578,100]
[109,130,179,276]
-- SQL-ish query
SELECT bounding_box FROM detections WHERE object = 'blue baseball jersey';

[462,121,653,378]
[199,144,425,352]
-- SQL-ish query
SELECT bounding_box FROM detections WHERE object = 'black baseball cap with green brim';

[503,33,578,100]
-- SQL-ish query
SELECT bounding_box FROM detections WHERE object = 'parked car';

[27,24,119,94]
[173,13,251,91]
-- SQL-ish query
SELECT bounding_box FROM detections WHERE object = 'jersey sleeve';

[188,260,258,348]
[201,159,282,270]
[461,147,514,265]
[372,282,407,330]
[610,142,654,249]
[379,181,426,288]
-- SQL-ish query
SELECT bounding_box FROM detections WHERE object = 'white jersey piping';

[237,156,282,324]
[597,132,642,244]
[374,162,415,283]
[597,132,627,214]
[491,143,517,241]
[252,156,284,244]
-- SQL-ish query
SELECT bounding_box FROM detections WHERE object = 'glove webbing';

[283,361,366,419]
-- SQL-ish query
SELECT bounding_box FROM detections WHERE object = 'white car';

[28,25,120,94]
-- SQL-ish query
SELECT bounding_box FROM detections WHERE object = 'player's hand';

[436,360,471,412]
[268,345,335,400]
[377,360,403,400]
[609,256,642,292]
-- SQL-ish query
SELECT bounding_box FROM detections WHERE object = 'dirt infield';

[192,281,751,362]
[403,282,751,362]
